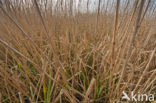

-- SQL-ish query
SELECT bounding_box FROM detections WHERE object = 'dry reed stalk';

[62,89,78,103]
[117,0,139,40]
[113,0,139,77]
[0,93,1,103]
[143,28,154,47]
[50,67,61,102]
[83,78,96,103]
[0,39,38,67]
[35,58,48,102]
[0,3,50,62]
[33,0,61,70]
[140,0,151,23]
[134,48,156,92]
[143,73,156,93]
[97,0,101,24]
[18,92,23,103]
[109,0,120,89]
[53,89,63,103]
[113,0,140,97]
[33,0,55,50]
[87,0,90,12]
[116,0,145,92]
[33,0,49,38]
[0,5,37,48]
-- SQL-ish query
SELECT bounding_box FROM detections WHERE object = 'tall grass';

[0,0,156,102]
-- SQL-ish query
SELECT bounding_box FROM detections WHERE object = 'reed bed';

[0,0,156,102]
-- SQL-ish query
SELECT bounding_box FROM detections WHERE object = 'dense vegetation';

[0,0,156,102]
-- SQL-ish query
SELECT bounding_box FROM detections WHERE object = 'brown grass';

[0,0,156,103]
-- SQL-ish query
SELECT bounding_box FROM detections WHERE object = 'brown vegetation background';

[0,0,156,102]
